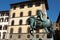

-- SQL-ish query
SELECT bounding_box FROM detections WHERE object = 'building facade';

[0,11,9,39]
[52,23,59,31]
[0,0,57,40]
[54,12,60,40]
[7,0,54,40]
[56,13,60,30]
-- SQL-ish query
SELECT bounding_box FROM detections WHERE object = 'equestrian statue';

[29,10,55,40]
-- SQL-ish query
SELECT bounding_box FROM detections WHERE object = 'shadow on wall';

[54,29,60,40]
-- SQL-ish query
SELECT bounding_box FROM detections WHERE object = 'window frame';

[11,20,14,26]
[28,11,32,16]
[12,13,15,18]
[20,12,23,17]
[27,27,30,33]
[18,27,22,33]
[19,20,22,25]
[10,28,13,34]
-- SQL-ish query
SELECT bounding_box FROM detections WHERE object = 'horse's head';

[30,16,35,20]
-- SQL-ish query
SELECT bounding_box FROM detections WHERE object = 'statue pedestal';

[31,31,54,40]
[31,32,54,40]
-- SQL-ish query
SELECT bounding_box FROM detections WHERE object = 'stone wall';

[0,33,54,40]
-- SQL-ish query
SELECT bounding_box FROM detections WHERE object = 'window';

[19,20,22,25]
[10,28,13,34]
[5,18,9,22]
[3,25,7,30]
[12,13,15,18]
[3,32,6,39]
[28,11,31,16]
[35,2,40,6]
[27,27,30,33]
[0,25,2,30]
[1,18,4,22]
[1,13,4,16]
[56,23,59,27]
[0,18,2,22]
[36,35,39,38]
[18,27,22,33]
[13,6,16,10]
[20,12,23,17]
[39,39,42,40]
[28,3,33,8]
[1,14,2,16]
[18,35,21,38]
[36,10,40,15]
[6,13,9,16]
[20,5,24,9]
[6,18,9,22]
[3,35,5,39]
[11,20,14,26]
[47,33,52,38]
[27,35,30,38]
[0,19,1,22]
[10,35,12,38]
[26,18,30,25]
[36,29,39,33]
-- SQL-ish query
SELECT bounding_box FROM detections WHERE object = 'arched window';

[47,33,52,38]
[5,18,9,22]
[3,32,6,39]
[36,29,39,33]
[36,34,39,38]
[19,20,22,25]
[13,6,16,10]
[12,13,15,18]
[27,35,30,38]
[3,25,7,30]
[26,18,30,25]
[2,18,4,22]
[11,20,14,26]
[10,28,13,34]
[18,35,21,38]
[0,25,2,30]
[28,11,31,16]
[18,27,22,33]
[27,27,30,33]
[36,10,40,15]
[20,12,23,17]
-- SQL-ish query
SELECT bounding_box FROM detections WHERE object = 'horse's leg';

[30,29,34,36]
[49,25,55,40]
[42,30,46,38]
[44,27,49,33]
[30,22,35,36]
[50,25,55,35]
[42,27,49,38]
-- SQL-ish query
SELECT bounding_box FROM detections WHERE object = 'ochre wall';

[8,3,47,33]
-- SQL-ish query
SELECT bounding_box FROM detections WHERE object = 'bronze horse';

[29,10,55,38]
